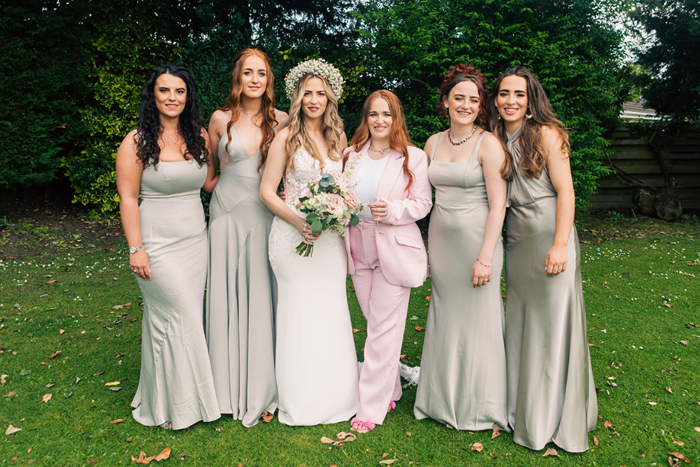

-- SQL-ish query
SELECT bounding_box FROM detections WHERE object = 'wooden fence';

[588,125,700,212]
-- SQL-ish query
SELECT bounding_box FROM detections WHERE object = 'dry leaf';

[27,448,31,454]
[649,402,658,405]
[105,381,120,387]
[42,393,52,403]
[1,374,7,385]
[667,452,691,463]
[131,451,149,464]
[604,420,614,429]
[260,411,273,423]
[379,459,397,465]
[7,391,16,397]
[425,296,431,301]
[5,424,21,435]
[382,453,389,459]
[673,441,685,446]
[110,419,124,424]
[48,351,61,359]
[666,387,673,394]
[336,432,356,442]
[59,329,65,334]
[470,442,483,452]
[11,457,17,461]
[126,436,133,442]
[352,329,360,333]
[694,427,700,432]
[491,423,502,439]
[680,340,689,346]
[415,326,425,332]
[154,448,170,461]
[46,280,57,284]
[543,448,559,457]
[46,382,55,388]
[320,437,335,444]
[593,435,599,446]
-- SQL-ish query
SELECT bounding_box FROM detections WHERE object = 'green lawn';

[1,213,699,466]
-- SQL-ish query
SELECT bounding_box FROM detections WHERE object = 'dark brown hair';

[487,66,569,178]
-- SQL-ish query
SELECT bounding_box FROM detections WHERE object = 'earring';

[526,109,533,119]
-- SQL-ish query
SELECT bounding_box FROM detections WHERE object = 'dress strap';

[471,131,491,163]
[429,132,442,160]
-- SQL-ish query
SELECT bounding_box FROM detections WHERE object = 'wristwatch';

[129,245,144,255]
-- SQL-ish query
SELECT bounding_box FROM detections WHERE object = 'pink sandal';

[387,401,396,412]
[350,417,376,433]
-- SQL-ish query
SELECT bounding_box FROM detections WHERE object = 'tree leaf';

[470,442,483,452]
[604,420,613,428]
[5,425,21,435]
[110,419,124,424]
[48,350,61,359]
[154,448,170,461]
[42,393,52,403]
[321,437,335,444]
[543,448,559,457]
[0,374,7,385]
[491,423,502,439]
[667,452,691,463]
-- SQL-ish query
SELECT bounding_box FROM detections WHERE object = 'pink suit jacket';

[343,141,432,288]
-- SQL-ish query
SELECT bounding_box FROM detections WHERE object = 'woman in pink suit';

[343,90,432,433]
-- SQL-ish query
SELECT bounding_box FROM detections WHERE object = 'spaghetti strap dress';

[131,159,221,430]
[414,132,508,431]
[205,124,278,427]
[504,124,597,452]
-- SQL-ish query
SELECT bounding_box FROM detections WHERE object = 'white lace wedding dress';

[269,148,359,426]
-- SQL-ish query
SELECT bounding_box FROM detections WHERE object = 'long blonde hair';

[219,48,277,171]
[285,74,343,170]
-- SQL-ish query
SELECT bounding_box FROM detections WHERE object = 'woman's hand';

[130,249,152,280]
[296,219,321,245]
[369,200,389,222]
[545,243,568,276]
[471,259,492,287]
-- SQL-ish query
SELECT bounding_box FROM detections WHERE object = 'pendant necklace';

[448,126,478,146]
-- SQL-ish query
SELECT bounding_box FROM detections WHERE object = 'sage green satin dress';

[205,125,277,427]
[131,159,221,430]
[505,125,597,452]
[414,132,508,431]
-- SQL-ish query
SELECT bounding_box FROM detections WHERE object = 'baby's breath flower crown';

[284,58,344,101]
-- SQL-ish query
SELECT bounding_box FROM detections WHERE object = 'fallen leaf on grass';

[543,448,559,457]
[470,443,483,452]
[89,460,97,465]
[649,402,658,405]
[415,326,425,332]
[593,436,599,446]
[45,382,54,388]
[382,453,388,459]
[379,458,397,465]
[6,391,16,397]
[46,280,57,284]
[425,296,430,301]
[673,441,684,446]
[1,375,6,385]
[666,387,673,394]
[680,340,689,346]
[27,449,31,454]
[59,329,65,334]
[93,371,104,376]
[604,420,614,429]
[131,448,170,464]
[320,437,335,444]
[126,437,132,442]
[110,419,124,424]
[336,432,356,442]
[42,394,52,403]
[105,381,120,387]
[260,411,273,423]
[491,423,502,439]
[695,427,700,432]
[5,425,21,435]
[352,329,360,333]
[154,448,170,462]
[11,457,17,461]
[667,452,691,463]
[179,452,187,460]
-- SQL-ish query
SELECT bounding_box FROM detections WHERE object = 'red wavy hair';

[219,48,277,172]
[351,90,415,192]
[438,64,488,126]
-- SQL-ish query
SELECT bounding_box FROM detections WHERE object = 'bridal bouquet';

[295,172,363,257]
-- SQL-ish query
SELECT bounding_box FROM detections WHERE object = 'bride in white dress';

[260,59,359,426]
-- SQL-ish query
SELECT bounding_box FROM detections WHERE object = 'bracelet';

[476,258,491,268]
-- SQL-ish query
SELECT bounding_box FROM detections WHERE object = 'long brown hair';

[219,48,277,172]
[285,74,344,170]
[486,66,569,178]
[352,90,415,192]
[440,64,513,180]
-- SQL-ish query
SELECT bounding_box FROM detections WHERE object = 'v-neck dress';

[414,131,508,431]
[504,124,597,452]
[204,124,278,427]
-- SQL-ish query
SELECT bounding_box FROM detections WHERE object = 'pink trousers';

[349,220,410,425]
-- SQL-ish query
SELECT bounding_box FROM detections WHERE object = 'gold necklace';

[369,145,390,154]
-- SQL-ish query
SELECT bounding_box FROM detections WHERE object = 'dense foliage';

[629,0,700,125]
[1,0,629,212]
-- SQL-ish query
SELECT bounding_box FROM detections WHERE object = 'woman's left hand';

[471,260,492,287]
[545,243,568,275]
[369,200,388,222]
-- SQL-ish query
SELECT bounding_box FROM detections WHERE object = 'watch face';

[129,247,136,254]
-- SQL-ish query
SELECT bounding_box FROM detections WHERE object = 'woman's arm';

[201,127,218,193]
[471,135,508,287]
[379,148,433,225]
[275,109,290,130]
[544,126,575,276]
[115,131,151,280]
[260,129,318,244]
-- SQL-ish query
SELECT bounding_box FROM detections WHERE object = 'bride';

[260,59,359,426]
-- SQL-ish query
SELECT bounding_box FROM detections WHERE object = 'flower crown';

[284,58,344,101]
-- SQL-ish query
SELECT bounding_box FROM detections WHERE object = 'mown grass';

[1,215,699,466]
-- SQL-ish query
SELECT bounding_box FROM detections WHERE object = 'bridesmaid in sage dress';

[116,63,220,430]
[205,49,289,427]
[487,66,597,452]
[414,65,510,431]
